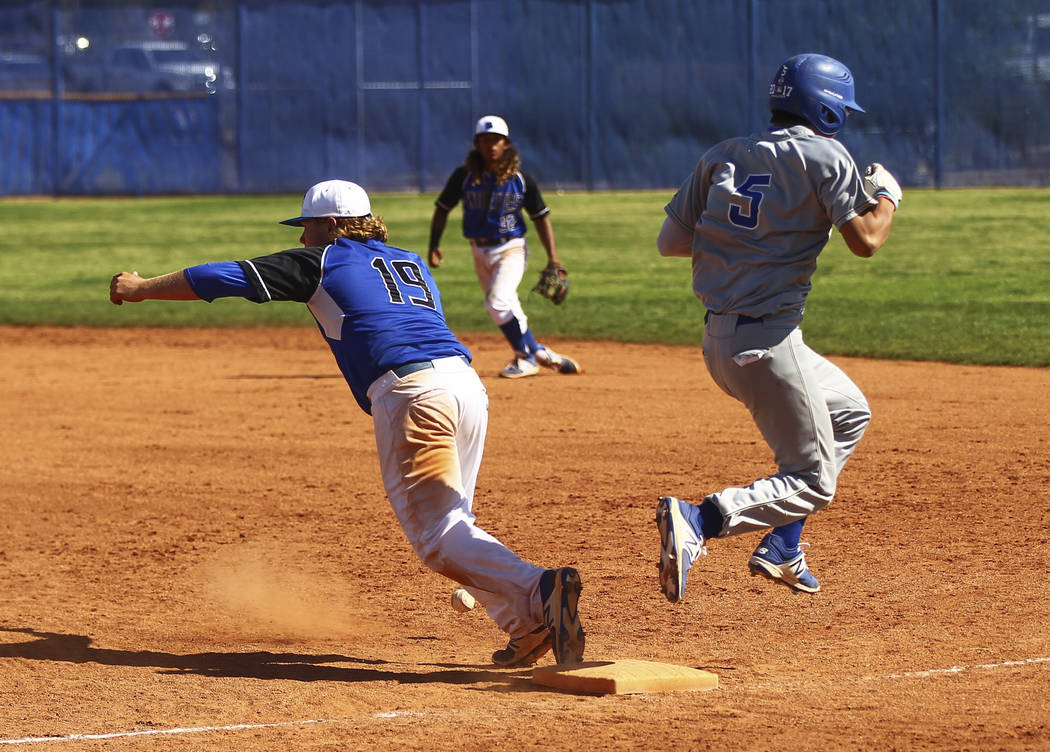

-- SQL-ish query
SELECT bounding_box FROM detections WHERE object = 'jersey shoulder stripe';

[241,259,272,301]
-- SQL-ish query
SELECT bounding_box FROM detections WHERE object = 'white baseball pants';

[368,355,545,637]
[471,237,529,331]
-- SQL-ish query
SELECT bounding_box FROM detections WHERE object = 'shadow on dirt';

[0,627,534,689]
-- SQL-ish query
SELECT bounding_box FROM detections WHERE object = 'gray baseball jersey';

[665,125,876,318]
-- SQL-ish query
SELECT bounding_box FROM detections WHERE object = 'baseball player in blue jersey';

[428,115,581,379]
[109,179,585,666]
[654,54,902,600]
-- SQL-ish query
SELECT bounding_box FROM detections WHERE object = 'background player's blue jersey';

[436,166,549,241]
[185,237,469,413]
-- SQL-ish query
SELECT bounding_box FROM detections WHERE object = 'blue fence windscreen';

[3,0,1050,195]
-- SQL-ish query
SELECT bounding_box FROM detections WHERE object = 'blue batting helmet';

[768,54,863,136]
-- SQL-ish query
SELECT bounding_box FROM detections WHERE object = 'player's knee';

[414,522,465,576]
[485,304,516,328]
[836,404,872,445]
[808,477,836,504]
[418,545,447,574]
[413,533,453,575]
[802,456,839,502]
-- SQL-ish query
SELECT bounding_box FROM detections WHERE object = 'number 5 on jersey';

[729,174,771,229]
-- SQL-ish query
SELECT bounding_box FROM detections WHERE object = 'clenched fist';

[863,163,902,209]
[110,271,144,305]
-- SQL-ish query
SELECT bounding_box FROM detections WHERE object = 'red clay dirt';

[2,326,1048,750]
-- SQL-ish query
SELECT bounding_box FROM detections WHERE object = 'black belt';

[472,236,509,247]
[392,356,469,378]
[705,311,764,325]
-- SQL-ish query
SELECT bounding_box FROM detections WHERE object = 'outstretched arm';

[110,270,199,305]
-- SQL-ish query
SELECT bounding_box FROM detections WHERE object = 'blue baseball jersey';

[436,166,549,241]
[185,237,470,414]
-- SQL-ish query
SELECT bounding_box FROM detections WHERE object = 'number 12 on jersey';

[729,174,771,229]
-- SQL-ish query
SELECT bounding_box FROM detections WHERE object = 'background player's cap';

[279,179,372,226]
[474,115,509,139]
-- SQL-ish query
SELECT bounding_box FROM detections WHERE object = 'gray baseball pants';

[701,311,871,536]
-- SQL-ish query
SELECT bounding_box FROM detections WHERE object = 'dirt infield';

[2,326,1049,750]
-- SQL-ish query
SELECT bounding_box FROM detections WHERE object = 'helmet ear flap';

[819,103,844,134]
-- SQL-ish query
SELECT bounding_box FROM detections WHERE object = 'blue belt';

[392,356,469,378]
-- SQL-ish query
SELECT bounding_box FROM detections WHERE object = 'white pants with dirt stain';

[368,355,545,638]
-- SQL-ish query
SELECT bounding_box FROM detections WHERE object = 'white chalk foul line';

[0,712,423,746]
[2,657,1047,745]
[741,655,1050,692]
[874,656,1050,681]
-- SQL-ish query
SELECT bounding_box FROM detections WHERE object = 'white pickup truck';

[65,41,231,95]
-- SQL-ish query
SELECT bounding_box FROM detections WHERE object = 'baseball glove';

[863,162,903,209]
[532,262,569,305]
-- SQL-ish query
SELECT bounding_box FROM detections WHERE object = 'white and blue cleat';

[748,535,821,593]
[655,496,707,602]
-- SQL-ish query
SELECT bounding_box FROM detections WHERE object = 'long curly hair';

[465,144,521,186]
[331,216,389,243]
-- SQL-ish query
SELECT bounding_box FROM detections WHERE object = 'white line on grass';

[1,657,1046,745]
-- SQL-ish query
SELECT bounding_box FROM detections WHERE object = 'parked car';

[64,40,232,94]
[0,51,51,93]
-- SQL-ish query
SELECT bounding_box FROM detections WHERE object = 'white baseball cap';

[474,114,509,139]
[279,179,372,226]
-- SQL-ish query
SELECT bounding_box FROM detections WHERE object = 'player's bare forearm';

[428,208,449,267]
[533,215,559,265]
[839,199,896,258]
[109,270,200,305]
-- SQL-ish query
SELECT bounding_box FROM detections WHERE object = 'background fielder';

[654,54,901,599]
[428,115,581,379]
[108,179,585,667]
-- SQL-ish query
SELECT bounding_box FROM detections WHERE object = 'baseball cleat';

[499,355,539,379]
[492,625,553,667]
[535,347,582,375]
[656,496,707,603]
[748,536,821,593]
[539,567,585,664]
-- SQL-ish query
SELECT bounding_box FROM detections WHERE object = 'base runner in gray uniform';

[654,54,902,599]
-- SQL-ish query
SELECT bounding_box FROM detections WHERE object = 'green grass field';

[1,188,1047,366]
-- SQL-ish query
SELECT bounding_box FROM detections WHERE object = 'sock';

[498,320,530,358]
[767,520,804,552]
[521,328,541,356]
[696,501,724,540]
